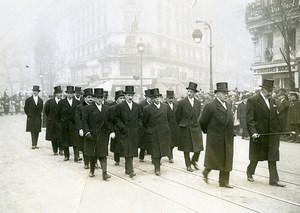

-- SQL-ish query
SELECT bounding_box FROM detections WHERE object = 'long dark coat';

[175,97,203,152]
[138,99,150,149]
[44,98,61,141]
[200,99,234,172]
[83,103,110,157]
[108,102,124,155]
[75,101,88,151]
[114,101,141,157]
[246,93,281,161]
[57,98,80,147]
[276,98,289,131]
[165,101,179,148]
[24,96,43,133]
[237,101,247,129]
[142,103,172,158]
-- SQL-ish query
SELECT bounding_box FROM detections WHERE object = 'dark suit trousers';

[64,146,79,158]
[152,157,161,171]
[51,140,62,153]
[125,157,134,174]
[247,160,279,184]
[114,153,120,163]
[184,151,200,168]
[203,168,230,185]
[31,132,39,146]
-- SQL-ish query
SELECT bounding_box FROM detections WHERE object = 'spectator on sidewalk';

[287,91,300,143]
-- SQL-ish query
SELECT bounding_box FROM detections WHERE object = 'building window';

[288,28,296,51]
[263,33,273,62]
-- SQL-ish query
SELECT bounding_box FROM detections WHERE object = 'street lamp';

[137,38,145,95]
[192,20,213,92]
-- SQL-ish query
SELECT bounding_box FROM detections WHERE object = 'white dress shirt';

[67,98,73,106]
[126,101,133,110]
[154,102,161,109]
[260,91,270,109]
[33,95,38,105]
[217,97,227,110]
[188,97,194,107]
[96,103,102,112]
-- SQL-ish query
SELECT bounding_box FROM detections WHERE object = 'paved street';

[0,114,300,213]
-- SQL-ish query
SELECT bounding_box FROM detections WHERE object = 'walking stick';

[258,131,296,137]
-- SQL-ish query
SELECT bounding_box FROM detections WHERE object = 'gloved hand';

[86,133,93,141]
[252,133,259,139]
[79,129,84,137]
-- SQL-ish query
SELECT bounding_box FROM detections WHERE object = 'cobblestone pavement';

[0,115,300,213]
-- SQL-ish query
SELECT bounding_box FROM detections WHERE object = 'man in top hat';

[114,85,142,178]
[138,89,152,162]
[175,82,203,172]
[165,90,179,163]
[83,88,111,180]
[276,90,289,141]
[57,86,81,161]
[237,94,250,140]
[287,91,300,143]
[142,88,172,175]
[75,88,94,169]
[44,86,63,155]
[108,90,125,165]
[24,85,44,149]
[103,90,110,106]
[200,82,234,188]
[246,79,285,187]
[74,87,83,103]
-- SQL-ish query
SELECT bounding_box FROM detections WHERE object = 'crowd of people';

[22,79,296,188]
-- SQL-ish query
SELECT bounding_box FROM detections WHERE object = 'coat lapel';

[257,94,270,112]
[183,98,193,112]
[215,99,227,114]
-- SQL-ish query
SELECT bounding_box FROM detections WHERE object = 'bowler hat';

[94,88,104,98]
[150,88,162,97]
[214,82,229,93]
[53,86,62,94]
[65,86,75,93]
[166,90,175,98]
[124,86,135,94]
[32,85,40,92]
[115,90,125,100]
[260,79,274,91]
[83,88,93,97]
[75,86,82,94]
[289,91,298,98]
[186,82,199,92]
[144,89,151,97]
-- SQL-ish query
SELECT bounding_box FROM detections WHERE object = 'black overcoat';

[175,97,203,152]
[200,99,234,171]
[44,98,61,141]
[75,101,88,151]
[246,93,281,161]
[114,101,141,157]
[237,102,247,129]
[108,102,124,155]
[83,103,110,157]
[24,96,43,132]
[277,98,289,131]
[142,103,172,158]
[165,101,179,148]
[138,100,150,149]
[57,98,80,147]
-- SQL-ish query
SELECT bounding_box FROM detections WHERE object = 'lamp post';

[137,38,145,95]
[192,20,213,92]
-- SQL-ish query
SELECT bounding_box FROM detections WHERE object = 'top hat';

[53,86,62,94]
[144,89,151,97]
[260,79,274,91]
[186,82,198,92]
[288,91,298,98]
[115,90,125,100]
[214,82,229,93]
[83,88,93,97]
[94,88,104,98]
[32,85,40,92]
[150,88,162,97]
[65,86,75,93]
[124,86,135,94]
[75,86,81,94]
[166,90,175,98]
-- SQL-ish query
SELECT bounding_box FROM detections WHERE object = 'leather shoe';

[139,159,144,162]
[187,166,193,172]
[169,159,174,163]
[191,161,199,170]
[219,184,233,188]
[155,170,161,176]
[59,151,64,155]
[102,173,111,180]
[125,170,130,175]
[202,171,209,183]
[129,172,136,178]
[32,146,35,149]
[84,165,89,169]
[115,162,119,166]
[35,146,39,149]
[89,172,94,177]
[53,152,58,155]
[270,182,286,187]
[247,174,254,182]
[64,157,69,161]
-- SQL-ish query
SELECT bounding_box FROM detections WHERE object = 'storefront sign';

[254,65,297,74]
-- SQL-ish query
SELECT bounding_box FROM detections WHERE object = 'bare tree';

[0,36,14,95]
[259,0,299,91]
